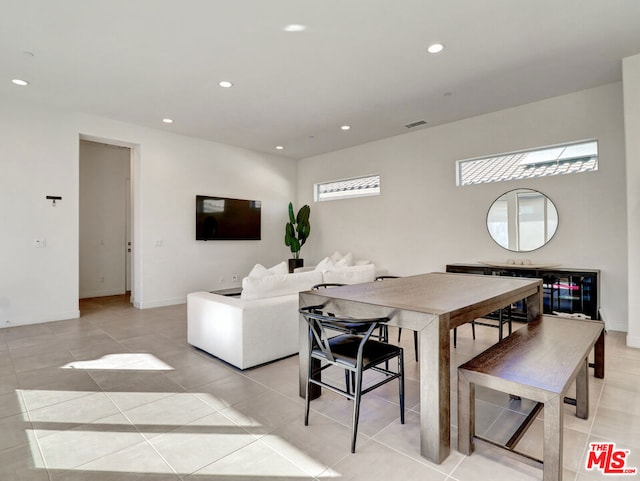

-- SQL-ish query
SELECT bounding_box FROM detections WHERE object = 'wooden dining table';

[298,271,543,464]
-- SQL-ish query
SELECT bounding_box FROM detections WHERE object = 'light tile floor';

[1,295,639,480]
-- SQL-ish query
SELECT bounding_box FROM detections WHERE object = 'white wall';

[0,96,297,327]
[298,82,628,332]
[624,54,640,347]
[79,140,130,298]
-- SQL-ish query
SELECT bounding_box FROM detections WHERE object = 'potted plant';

[284,202,310,272]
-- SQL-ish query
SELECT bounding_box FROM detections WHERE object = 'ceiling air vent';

[404,120,427,129]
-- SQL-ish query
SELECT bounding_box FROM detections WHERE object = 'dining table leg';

[420,313,450,464]
[526,284,543,321]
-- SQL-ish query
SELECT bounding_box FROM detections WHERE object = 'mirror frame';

[486,188,559,252]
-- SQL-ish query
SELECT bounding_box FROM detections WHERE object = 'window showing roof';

[315,174,381,201]
[457,140,598,186]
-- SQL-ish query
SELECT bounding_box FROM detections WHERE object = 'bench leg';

[543,397,563,481]
[576,357,589,419]
[457,371,475,455]
[594,330,605,379]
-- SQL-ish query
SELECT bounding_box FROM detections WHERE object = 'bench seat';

[458,315,604,481]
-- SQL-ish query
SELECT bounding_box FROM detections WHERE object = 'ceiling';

[2,0,640,160]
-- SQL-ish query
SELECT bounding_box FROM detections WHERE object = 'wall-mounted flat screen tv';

[196,195,261,240]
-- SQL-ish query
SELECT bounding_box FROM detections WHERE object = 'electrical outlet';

[231,275,238,282]
[33,238,46,248]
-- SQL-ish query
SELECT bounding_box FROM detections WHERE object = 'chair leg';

[399,350,405,424]
[498,309,504,341]
[471,320,476,339]
[344,370,351,395]
[398,327,418,361]
[381,325,389,343]
[453,327,457,348]
[507,306,512,336]
[351,368,364,453]
[382,325,390,369]
[305,356,312,426]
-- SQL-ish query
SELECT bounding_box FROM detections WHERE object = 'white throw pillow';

[269,261,288,276]
[322,264,376,285]
[247,263,270,279]
[247,261,288,279]
[315,257,334,272]
[329,251,344,263]
[335,252,354,267]
[328,251,354,267]
[241,270,323,300]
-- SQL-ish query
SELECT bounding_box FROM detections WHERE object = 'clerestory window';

[456,139,598,186]
[314,174,381,202]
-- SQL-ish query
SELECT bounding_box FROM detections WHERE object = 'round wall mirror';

[486,189,558,252]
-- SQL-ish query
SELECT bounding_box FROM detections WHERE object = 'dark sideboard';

[445,263,600,322]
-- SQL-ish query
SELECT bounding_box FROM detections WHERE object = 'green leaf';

[301,223,310,239]
[297,205,310,224]
[288,202,296,224]
[289,238,300,254]
[285,223,295,245]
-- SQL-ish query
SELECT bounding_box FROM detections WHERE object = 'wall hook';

[46,195,62,206]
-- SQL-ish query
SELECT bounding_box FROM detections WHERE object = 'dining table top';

[303,271,542,318]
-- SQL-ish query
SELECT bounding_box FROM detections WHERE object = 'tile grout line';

[21,389,55,481]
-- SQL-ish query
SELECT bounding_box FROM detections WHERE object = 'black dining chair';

[453,306,512,348]
[300,305,405,453]
[312,283,388,343]
[312,283,389,392]
[375,276,419,361]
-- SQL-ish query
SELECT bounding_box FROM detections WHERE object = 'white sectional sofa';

[187,269,322,369]
[187,255,378,369]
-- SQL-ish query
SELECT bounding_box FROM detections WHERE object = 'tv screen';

[196,195,261,240]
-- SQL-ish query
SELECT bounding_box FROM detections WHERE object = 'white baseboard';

[137,297,186,309]
[626,334,640,348]
[0,309,80,329]
[79,288,126,299]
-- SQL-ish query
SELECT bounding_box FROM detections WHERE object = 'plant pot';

[288,258,304,273]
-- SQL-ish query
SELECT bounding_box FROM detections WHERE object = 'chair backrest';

[299,307,388,363]
[312,283,346,289]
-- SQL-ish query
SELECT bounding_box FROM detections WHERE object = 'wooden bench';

[457,315,605,481]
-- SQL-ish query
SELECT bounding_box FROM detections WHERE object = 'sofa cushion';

[322,263,376,285]
[247,261,288,279]
[329,251,354,266]
[241,269,323,300]
[314,256,334,272]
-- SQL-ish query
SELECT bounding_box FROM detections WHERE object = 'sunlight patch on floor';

[20,388,343,478]
[61,353,174,371]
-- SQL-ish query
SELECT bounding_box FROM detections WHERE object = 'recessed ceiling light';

[12,78,29,86]
[162,118,174,124]
[275,145,284,150]
[283,24,306,32]
[427,43,444,54]
[340,125,351,131]
[219,81,233,88]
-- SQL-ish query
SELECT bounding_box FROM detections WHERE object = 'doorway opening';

[79,137,136,311]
